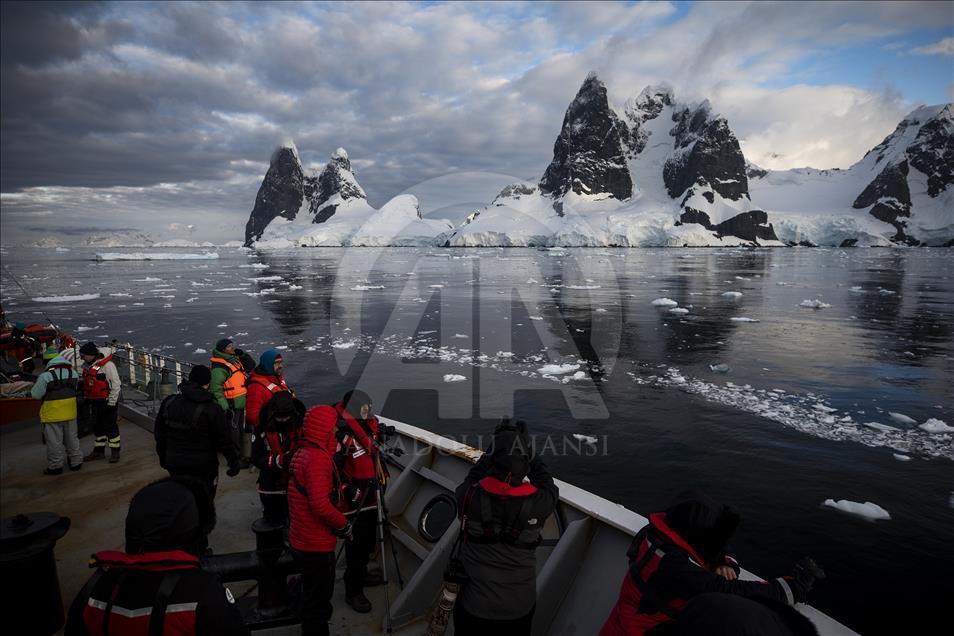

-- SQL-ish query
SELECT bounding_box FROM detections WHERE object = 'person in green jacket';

[209,338,253,464]
[31,354,83,475]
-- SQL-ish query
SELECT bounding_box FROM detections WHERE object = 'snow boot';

[84,447,106,462]
[108,448,121,463]
[346,592,372,614]
[43,467,63,476]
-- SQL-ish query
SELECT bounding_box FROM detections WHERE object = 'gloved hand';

[333,520,354,541]
[343,484,364,505]
[790,557,825,602]
[226,463,241,477]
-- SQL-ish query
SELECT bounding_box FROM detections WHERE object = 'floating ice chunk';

[669,307,689,314]
[443,374,467,383]
[730,317,760,322]
[721,291,743,299]
[239,263,269,269]
[453,334,469,339]
[217,323,228,328]
[55,247,70,252]
[799,299,831,309]
[109,293,132,297]
[878,289,896,295]
[538,363,580,375]
[849,286,865,293]
[709,363,730,373]
[249,276,282,282]
[351,285,385,291]
[566,284,601,290]
[33,293,100,303]
[214,288,247,292]
[920,418,953,433]
[572,434,598,445]
[863,421,899,432]
[429,284,445,289]
[275,346,288,350]
[888,412,917,426]
[822,499,891,521]
[193,348,207,354]
[892,453,912,462]
[95,252,218,261]
[332,341,357,350]
[651,298,678,307]
[76,325,99,332]
[186,297,197,303]
[132,277,161,282]
[562,371,588,383]
[288,284,303,290]
[529,316,544,321]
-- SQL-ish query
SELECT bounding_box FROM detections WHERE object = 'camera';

[379,423,397,439]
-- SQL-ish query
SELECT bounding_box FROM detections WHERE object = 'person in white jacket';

[79,342,122,463]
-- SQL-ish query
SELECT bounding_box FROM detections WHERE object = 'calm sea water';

[2,245,952,634]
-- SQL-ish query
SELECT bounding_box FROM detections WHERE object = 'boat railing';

[110,344,194,414]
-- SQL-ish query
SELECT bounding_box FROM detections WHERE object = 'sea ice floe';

[651,298,679,307]
[669,307,689,314]
[32,293,100,303]
[351,285,385,291]
[239,263,269,269]
[709,363,730,373]
[822,499,891,521]
[95,252,218,261]
[919,418,953,433]
[849,286,865,293]
[537,363,580,375]
[332,341,357,349]
[892,453,912,462]
[730,317,760,322]
[572,434,598,445]
[721,291,743,299]
[888,412,917,426]
[193,348,207,354]
[443,374,467,383]
[799,299,831,309]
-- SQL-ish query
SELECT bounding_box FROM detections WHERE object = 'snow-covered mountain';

[449,75,781,247]
[245,75,952,248]
[749,103,954,246]
[245,146,453,247]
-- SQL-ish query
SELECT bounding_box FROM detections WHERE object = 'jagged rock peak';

[539,73,633,201]
[623,83,675,123]
[306,147,368,224]
[664,101,749,202]
[244,144,305,246]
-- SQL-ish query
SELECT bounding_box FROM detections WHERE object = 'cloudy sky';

[1,1,952,244]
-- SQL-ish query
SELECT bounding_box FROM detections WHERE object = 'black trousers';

[260,493,289,526]
[292,549,336,636]
[90,401,120,448]
[344,508,378,597]
[454,604,535,636]
[168,468,218,500]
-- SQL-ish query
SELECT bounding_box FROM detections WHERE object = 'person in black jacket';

[453,418,559,636]
[154,365,240,499]
[250,391,306,526]
[65,476,248,636]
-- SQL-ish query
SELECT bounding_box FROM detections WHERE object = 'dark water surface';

[2,246,952,634]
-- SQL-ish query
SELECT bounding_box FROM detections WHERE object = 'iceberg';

[95,252,219,261]
[822,499,891,521]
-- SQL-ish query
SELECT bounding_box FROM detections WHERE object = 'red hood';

[302,404,338,450]
[91,550,199,572]
[479,476,538,497]
[648,512,709,568]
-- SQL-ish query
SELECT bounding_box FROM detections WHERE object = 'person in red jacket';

[333,389,383,614]
[287,403,353,636]
[599,491,825,636]
[245,349,291,429]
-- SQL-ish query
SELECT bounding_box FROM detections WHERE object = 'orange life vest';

[210,356,247,400]
[83,354,114,400]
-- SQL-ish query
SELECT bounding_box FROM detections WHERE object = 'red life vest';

[83,355,114,400]
[249,374,289,395]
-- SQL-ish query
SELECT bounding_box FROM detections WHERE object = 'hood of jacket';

[660,490,740,566]
[178,380,215,403]
[301,404,339,451]
[44,354,74,372]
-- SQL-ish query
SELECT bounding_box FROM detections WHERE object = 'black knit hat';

[125,477,215,555]
[665,490,740,565]
[342,389,372,418]
[189,364,212,386]
[79,342,99,356]
[215,338,233,352]
[489,418,531,485]
[270,391,296,416]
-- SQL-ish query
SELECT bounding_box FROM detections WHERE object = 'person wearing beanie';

[251,390,306,526]
[599,491,825,636]
[65,477,248,635]
[154,364,241,505]
[245,349,292,429]
[79,342,122,464]
[452,418,558,635]
[209,339,251,466]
